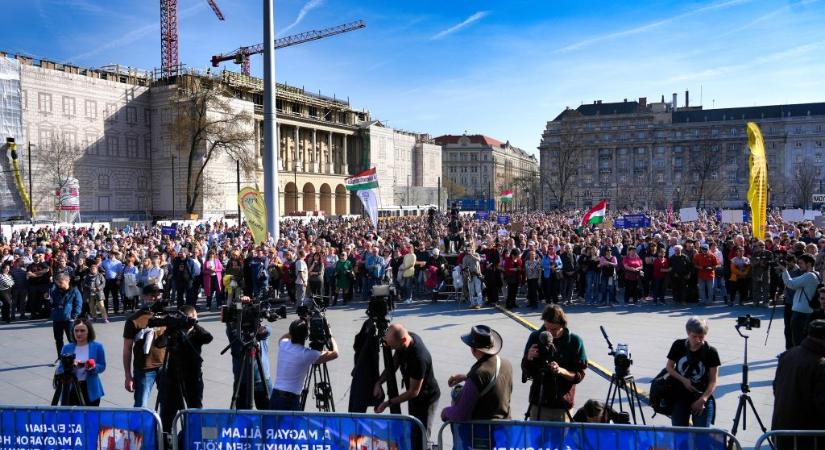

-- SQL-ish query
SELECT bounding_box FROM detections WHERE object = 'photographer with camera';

[522,304,587,422]
[225,296,274,410]
[122,284,167,407]
[665,317,720,427]
[780,253,820,346]
[50,273,83,359]
[54,318,106,406]
[373,323,440,450]
[270,318,339,411]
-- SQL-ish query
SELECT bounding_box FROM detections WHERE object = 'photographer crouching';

[521,305,587,421]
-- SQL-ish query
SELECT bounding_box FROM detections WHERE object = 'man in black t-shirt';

[665,316,720,427]
[26,251,51,318]
[373,323,440,450]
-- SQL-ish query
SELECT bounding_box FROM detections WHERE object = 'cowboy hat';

[461,325,503,355]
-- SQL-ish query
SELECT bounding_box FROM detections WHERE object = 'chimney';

[624,98,627,103]
[672,93,677,110]
[685,90,689,108]
[661,94,665,103]
[639,97,647,109]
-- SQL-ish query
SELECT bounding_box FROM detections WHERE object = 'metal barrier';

[0,405,163,450]
[438,420,744,450]
[172,409,427,450]
[755,430,825,450]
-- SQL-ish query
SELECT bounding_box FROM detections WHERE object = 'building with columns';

[0,52,386,219]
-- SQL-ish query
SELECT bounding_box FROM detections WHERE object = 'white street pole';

[263,0,280,240]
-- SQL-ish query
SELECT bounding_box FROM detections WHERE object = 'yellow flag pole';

[747,123,768,240]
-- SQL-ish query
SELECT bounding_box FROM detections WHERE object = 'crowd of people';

[3,206,825,447]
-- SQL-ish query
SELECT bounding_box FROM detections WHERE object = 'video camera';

[600,326,633,378]
[522,330,558,383]
[221,300,287,331]
[58,353,77,375]
[148,306,198,331]
[736,315,761,330]
[297,299,331,352]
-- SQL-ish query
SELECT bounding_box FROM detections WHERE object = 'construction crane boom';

[160,0,225,79]
[205,0,225,20]
[211,20,366,75]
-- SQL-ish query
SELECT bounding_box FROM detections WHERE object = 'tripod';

[155,329,199,435]
[604,371,645,424]
[223,327,269,410]
[729,325,774,450]
[300,362,335,412]
[51,371,86,406]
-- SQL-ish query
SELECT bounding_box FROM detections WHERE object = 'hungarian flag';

[500,189,513,203]
[581,200,607,226]
[345,167,379,191]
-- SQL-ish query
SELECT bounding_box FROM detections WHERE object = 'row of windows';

[23,91,151,125]
[35,129,151,159]
[95,175,148,190]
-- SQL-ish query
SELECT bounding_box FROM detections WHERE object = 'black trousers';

[408,395,439,450]
[783,302,793,350]
[506,282,519,308]
[56,380,100,406]
[527,279,540,307]
[159,373,205,432]
[53,320,73,358]
[0,289,11,322]
[104,279,120,313]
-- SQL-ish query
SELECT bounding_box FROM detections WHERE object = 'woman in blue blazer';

[55,318,106,406]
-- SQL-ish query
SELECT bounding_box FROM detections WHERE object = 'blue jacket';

[56,341,107,402]
[50,286,82,322]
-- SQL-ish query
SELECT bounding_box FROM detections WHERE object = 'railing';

[755,430,825,450]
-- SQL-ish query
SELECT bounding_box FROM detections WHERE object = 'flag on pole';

[747,122,768,240]
[356,189,379,228]
[345,167,379,191]
[581,200,608,226]
[238,187,268,244]
[667,202,673,226]
[500,189,514,203]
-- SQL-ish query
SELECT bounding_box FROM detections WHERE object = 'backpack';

[801,284,821,310]
[648,368,675,417]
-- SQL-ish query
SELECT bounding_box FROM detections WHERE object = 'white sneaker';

[404,298,412,304]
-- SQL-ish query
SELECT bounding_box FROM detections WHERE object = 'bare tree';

[443,178,466,201]
[542,114,584,209]
[170,76,255,215]
[688,140,726,208]
[791,157,820,209]
[37,137,86,213]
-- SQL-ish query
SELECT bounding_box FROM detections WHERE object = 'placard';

[781,209,804,223]
[160,225,176,238]
[680,207,699,222]
[721,210,744,224]
[496,215,510,225]
[474,211,489,221]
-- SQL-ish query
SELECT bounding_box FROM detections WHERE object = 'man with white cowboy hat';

[442,325,513,421]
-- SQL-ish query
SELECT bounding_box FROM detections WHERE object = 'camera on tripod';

[297,300,331,352]
[736,315,761,330]
[148,307,198,331]
[58,353,77,373]
[221,301,287,331]
[600,326,633,378]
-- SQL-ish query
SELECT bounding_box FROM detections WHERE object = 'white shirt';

[191,258,202,277]
[274,339,321,395]
[294,259,308,285]
[73,344,89,381]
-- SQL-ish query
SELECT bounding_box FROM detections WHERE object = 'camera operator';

[270,319,339,411]
[160,305,212,432]
[122,284,166,407]
[665,316,720,427]
[522,305,587,422]
[373,323,440,450]
[226,296,273,410]
[781,254,820,346]
[49,273,82,359]
[54,318,106,406]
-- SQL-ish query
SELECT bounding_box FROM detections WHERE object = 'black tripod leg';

[630,378,645,425]
[730,395,746,437]
[51,383,62,406]
[322,363,335,412]
[230,353,249,409]
[253,347,268,410]
[745,396,773,448]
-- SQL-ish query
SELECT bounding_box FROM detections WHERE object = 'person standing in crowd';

[120,255,140,312]
[82,264,108,323]
[293,249,308,306]
[308,250,325,302]
[652,248,670,305]
[622,247,643,305]
[781,254,819,346]
[172,249,194,308]
[461,243,483,309]
[729,246,751,305]
[101,251,123,314]
[0,262,14,323]
[751,240,773,307]
[374,323,440,450]
[559,244,577,306]
[335,250,354,306]
[442,325,513,424]
[27,250,51,318]
[503,248,523,310]
[54,318,106,406]
[669,245,691,305]
[524,250,542,309]
[693,244,718,306]
[11,258,28,320]
[399,245,417,304]
[541,245,562,305]
[187,248,202,307]
[122,285,167,407]
[598,248,618,306]
[665,316,720,427]
[323,246,339,302]
[202,250,224,312]
[522,305,587,421]
[49,273,83,358]
[771,319,825,450]
[709,241,726,303]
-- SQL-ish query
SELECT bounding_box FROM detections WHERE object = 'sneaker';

[472,304,481,310]
[103,319,110,324]
[404,299,412,305]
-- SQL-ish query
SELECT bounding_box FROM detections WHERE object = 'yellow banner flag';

[238,187,268,244]
[747,122,768,240]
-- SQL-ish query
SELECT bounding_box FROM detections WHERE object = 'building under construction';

[0,51,441,220]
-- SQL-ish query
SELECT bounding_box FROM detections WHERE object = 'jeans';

[791,311,811,346]
[52,320,73,358]
[400,276,414,301]
[671,396,715,427]
[652,278,666,303]
[585,271,599,304]
[697,279,714,303]
[133,368,159,408]
[599,275,616,304]
[295,283,307,306]
[467,276,483,306]
[714,269,726,299]
[560,275,575,303]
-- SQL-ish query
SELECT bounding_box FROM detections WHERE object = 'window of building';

[106,135,119,156]
[62,131,77,148]
[126,137,138,158]
[796,142,803,148]
[105,103,117,121]
[21,90,27,110]
[144,108,151,126]
[161,108,170,124]
[84,133,98,155]
[126,107,137,124]
[38,93,52,113]
[61,96,76,116]
[144,136,151,159]
[136,195,147,210]
[85,100,96,119]
[136,176,147,190]
[38,128,54,145]
[98,175,110,189]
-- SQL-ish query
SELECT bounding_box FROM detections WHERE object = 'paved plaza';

[0,295,783,449]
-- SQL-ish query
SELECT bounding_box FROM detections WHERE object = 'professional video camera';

[221,301,287,331]
[148,306,198,331]
[599,326,645,424]
[600,326,632,378]
[736,314,761,330]
[58,353,77,374]
[297,299,331,352]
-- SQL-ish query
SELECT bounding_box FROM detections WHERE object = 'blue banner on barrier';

[451,423,729,450]
[182,410,420,450]
[0,406,161,450]
[497,215,510,225]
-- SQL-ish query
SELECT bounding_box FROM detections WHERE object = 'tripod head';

[735,315,761,338]
[600,326,633,378]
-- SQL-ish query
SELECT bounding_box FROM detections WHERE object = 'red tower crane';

[160,0,225,79]
[210,20,366,75]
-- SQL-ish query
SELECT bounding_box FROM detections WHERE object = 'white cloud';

[431,11,489,40]
[556,0,754,53]
[279,0,324,36]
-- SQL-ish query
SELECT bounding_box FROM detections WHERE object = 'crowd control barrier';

[755,430,825,450]
[438,420,743,450]
[0,405,163,450]
[172,409,427,450]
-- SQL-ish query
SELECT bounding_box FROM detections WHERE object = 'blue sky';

[4,0,825,154]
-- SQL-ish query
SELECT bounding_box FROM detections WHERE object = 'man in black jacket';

[522,305,587,422]
[772,319,825,449]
